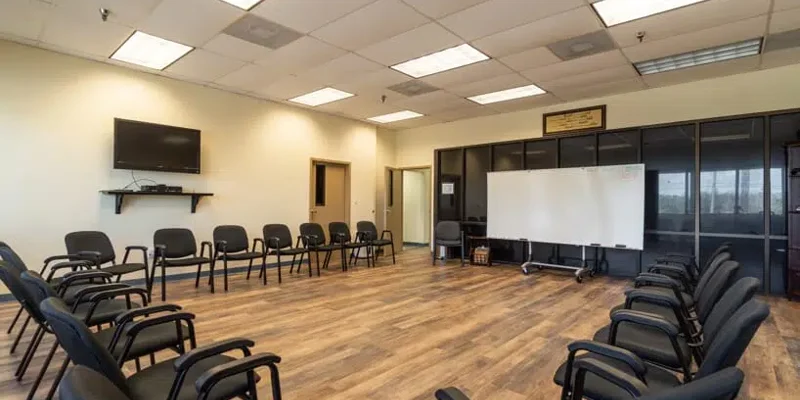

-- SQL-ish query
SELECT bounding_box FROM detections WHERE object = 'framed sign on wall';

[543,105,606,135]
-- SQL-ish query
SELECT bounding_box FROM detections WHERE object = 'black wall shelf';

[100,190,213,214]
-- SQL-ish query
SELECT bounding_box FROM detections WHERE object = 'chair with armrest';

[153,228,213,301]
[213,225,265,292]
[650,242,731,291]
[433,221,465,266]
[299,222,343,273]
[329,222,372,270]
[64,231,150,286]
[262,224,310,283]
[356,221,396,265]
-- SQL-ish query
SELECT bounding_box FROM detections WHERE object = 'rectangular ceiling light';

[592,0,707,27]
[289,87,354,106]
[391,44,489,78]
[468,84,547,105]
[111,31,193,70]
[634,38,762,75]
[219,0,263,11]
[368,111,424,124]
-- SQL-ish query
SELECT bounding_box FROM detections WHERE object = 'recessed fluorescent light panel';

[289,88,354,106]
[468,84,547,105]
[219,0,263,10]
[592,0,707,27]
[111,31,193,70]
[368,111,424,124]
[391,44,489,78]
[634,38,762,75]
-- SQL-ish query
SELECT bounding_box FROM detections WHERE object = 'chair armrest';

[57,271,113,292]
[566,340,646,377]
[122,245,148,264]
[88,287,149,305]
[115,304,183,326]
[435,387,472,400]
[381,230,393,241]
[646,265,693,288]
[633,274,682,291]
[200,242,212,258]
[43,254,82,266]
[571,358,649,399]
[195,353,282,396]
[215,240,228,253]
[46,260,95,281]
[126,245,148,251]
[173,338,254,372]
[268,236,282,249]
[124,311,195,337]
[253,238,265,253]
[610,310,679,337]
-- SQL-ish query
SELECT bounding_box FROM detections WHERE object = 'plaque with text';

[543,105,606,135]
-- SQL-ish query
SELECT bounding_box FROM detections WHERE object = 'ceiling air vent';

[387,80,440,97]
[224,14,303,50]
[547,30,617,61]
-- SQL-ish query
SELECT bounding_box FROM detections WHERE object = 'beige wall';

[395,63,800,168]
[0,40,386,294]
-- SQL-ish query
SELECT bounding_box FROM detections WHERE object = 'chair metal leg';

[341,246,347,272]
[246,259,254,280]
[432,244,436,265]
[161,263,167,302]
[195,263,202,288]
[27,340,59,400]
[142,264,151,302]
[268,362,282,400]
[45,357,70,400]
[390,242,396,264]
[223,256,229,292]
[10,315,30,354]
[148,262,158,299]
[8,305,23,334]
[264,256,270,286]
[16,326,44,380]
[314,252,319,276]
[209,261,215,294]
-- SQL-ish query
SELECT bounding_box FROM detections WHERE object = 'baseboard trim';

[403,242,429,247]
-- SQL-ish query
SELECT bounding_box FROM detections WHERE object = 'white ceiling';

[1,0,799,128]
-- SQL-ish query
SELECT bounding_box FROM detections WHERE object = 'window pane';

[525,140,557,170]
[465,146,491,221]
[769,113,800,235]
[599,130,639,166]
[700,117,764,234]
[643,124,695,232]
[560,135,596,168]
[641,233,695,268]
[438,149,462,221]
[603,249,641,277]
[493,143,523,171]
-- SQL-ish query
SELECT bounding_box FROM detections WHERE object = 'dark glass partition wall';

[434,108,800,294]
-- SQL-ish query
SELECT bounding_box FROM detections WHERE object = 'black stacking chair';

[554,299,769,400]
[433,221,465,266]
[329,222,372,270]
[213,225,265,292]
[65,231,150,285]
[636,249,731,306]
[41,297,283,400]
[153,228,213,301]
[651,242,731,290]
[356,221,396,265]
[300,222,344,272]
[435,366,744,400]
[262,224,310,283]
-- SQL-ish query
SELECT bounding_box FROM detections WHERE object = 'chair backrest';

[60,365,132,400]
[696,299,770,379]
[693,252,731,296]
[19,271,60,325]
[299,223,326,246]
[357,221,379,241]
[641,367,743,400]
[702,277,761,342]
[435,221,461,241]
[328,222,352,243]
[213,225,249,253]
[700,243,732,273]
[65,231,116,264]
[0,262,45,325]
[695,260,739,323]
[154,228,197,258]
[263,224,292,250]
[0,241,29,271]
[40,297,130,395]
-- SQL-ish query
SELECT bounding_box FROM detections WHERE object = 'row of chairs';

[435,243,771,399]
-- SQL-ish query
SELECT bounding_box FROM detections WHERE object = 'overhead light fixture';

[111,31,193,70]
[391,44,489,78]
[634,38,762,75]
[368,111,424,124]
[219,0,263,11]
[592,0,707,27]
[289,87,354,106]
[467,84,546,105]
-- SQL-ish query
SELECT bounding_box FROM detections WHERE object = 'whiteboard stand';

[520,241,595,283]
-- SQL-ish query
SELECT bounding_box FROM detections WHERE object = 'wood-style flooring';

[1,248,799,399]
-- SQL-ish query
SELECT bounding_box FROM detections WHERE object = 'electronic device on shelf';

[140,185,183,193]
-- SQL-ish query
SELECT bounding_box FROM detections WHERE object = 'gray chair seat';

[216,252,263,261]
[610,303,680,327]
[438,239,462,247]
[592,325,691,369]
[310,244,343,251]
[72,300,141,326]
[61,283,97,305]
[126,354,258,400]
[103,263,147,276]
[94,322,192,360]
[163,257,212,267]
[369,239,392,246]
[269,247,306,256]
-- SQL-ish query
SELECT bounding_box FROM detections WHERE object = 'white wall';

[402,169,431,244]
[0,40,384,294]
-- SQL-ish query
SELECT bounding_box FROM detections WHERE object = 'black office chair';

[299,222,343,272]
[262,224,310,282]
[213,225,265,292]
[329,222,372,270]
[433,221,464,266]
[64,231,150,285]
[153,228,213,301]
[41,297,283,400]
[651,242,731,289]
[356,221,396,265]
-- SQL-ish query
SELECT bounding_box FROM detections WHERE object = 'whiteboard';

[486,164,644,250]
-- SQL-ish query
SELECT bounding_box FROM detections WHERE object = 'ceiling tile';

[447,73,531,97]
[485,93,561,113]
[773,0,800,12]
[356,23,462,66]
[538,65,639,92]
[139,0,244,47]
[420,60,513,89]
[39,10,133,58]
[439,0,585,41]
[770,7,800,34]
[622,16,768,63]
[310,0,429,51]
[401,0,488,19]
[472,6,602,58]
[317,96,401,119]
[335,68,411,97]
[553,78,646,102]
[251,0,377,34]
[499,47,562,71]
[297,53,384,85]
[214,63,284,91]
[254,75,326,99]
[642,56,760,87]
[165,49,246,81]
[521,50,628,83]
[391,90,474,114]
[253,36,347,75]
[761,47,800,69]
[51,0,161,27]
[608,0,770,48]
[432,106,499,123]
[0,0,49,40]
[202,33,273,62]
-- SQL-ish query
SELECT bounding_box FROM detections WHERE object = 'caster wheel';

[522,267,530,275]
[576,276,583,283]
[537,265,544,270]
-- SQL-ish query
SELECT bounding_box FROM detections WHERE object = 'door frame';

[309,158,351,225]
[385,165,433,249]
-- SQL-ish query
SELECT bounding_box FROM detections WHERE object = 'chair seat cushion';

[73,299,141,326]
[95,323,192,360]
[593,324,691,369]
[311,244,343,251]
[217,252,263,261]
[164,257,212,267]
[102,263,147,276]
[269,247,307,256]
[630,286,695,309]
[437,240,462,247]
[611,303,681,327]
[553,352,681,400]
[369,239,393,246]
[60,283,97,305]
[127,355,259,400]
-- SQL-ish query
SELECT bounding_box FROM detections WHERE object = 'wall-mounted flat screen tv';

[113,118,201,174]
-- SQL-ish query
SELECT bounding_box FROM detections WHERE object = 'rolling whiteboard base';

[520,242,595,283]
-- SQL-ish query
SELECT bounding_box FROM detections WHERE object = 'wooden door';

[386,167,403,251]
[310,162,348,241]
